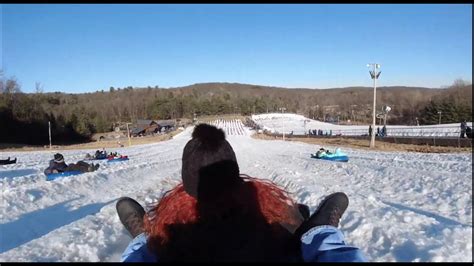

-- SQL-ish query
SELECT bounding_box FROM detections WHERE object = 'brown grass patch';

[251,133,472,153]
[0,130,184,152]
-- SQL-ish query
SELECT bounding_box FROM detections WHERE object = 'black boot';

[294,192,349,239]
[116,197,146,238]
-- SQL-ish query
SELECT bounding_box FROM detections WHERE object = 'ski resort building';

[131,119,176,137]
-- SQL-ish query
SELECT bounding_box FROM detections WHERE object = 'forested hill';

[1,79,472,145]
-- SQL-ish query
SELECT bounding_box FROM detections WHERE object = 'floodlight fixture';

[367,63,382,148]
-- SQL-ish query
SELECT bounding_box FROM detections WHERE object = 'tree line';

[0,72,471,145]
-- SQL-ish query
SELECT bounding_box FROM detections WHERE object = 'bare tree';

[35,82,44,94]
[5,77,21,94]
[451,78,471,89]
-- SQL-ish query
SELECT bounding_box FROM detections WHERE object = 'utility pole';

[367,63,381,148]
[350,104,357,124]
[48,121,52,149]
[126,123,132,147]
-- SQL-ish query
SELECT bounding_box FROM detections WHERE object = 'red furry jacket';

[143,176,304,262]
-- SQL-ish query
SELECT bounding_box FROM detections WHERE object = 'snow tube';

[311,154,349,162]
[45,171,83,181]
[311,149,349,162]
[95,154,108,160]
[107,156,129,163]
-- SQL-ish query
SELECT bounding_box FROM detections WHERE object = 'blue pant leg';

[301,225,367,262]
[121,233,158,262]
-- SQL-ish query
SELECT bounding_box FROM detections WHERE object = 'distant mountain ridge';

[166,82,439,92]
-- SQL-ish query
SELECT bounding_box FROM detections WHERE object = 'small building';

[155,120,176,132]
[131,120,158,137]
[131,119,176,137]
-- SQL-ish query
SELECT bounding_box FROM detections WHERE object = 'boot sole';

[116,197,146,225]
[311,192,349,223]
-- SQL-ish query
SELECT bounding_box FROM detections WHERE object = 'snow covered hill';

[252,113,472,137]
[0,120,472,262]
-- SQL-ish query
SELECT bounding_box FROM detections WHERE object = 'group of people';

[116,124,366,262]
[44,147,129,175]
[96,149,108,159]
[84,149,108,160]
[84,149,123,160]
[308,129,333,136]
[44,153,99,175]
[368,125,387,138]
[368,121,473,139]
[107,152,124,159]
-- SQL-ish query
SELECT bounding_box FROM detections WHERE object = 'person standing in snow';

[460,120,467,138]
[116,124,366,262]
[466,126,472,139]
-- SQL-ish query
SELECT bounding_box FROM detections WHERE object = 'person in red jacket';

[116,124,365,262]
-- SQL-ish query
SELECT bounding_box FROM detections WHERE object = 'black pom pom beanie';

[181,124,240,198]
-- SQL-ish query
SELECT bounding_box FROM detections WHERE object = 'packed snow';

[0,117,472,262]
[252,113,472,137]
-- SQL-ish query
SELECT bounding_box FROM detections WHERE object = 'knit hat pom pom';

[192,124,226,149]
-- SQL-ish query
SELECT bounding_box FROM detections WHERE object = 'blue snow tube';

[319,154,349,162]
[311,149,349,162]
[45,171,83,181]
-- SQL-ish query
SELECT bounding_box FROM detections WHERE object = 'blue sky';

[1,4,472,93]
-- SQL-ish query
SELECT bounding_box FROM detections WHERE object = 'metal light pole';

[367,63,381,148]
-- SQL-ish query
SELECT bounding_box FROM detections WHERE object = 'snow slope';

[0,120,472,262]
